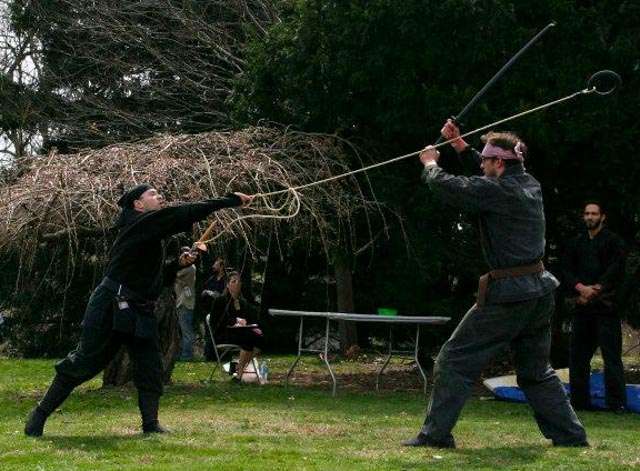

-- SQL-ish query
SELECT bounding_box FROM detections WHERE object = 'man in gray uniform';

[402,120,588,448]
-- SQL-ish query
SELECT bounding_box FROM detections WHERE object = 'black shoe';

[401,433,456,448]
[24,407,48,437]
[142,421,170,434]
[553,439,590,447]
[610,406,626,415]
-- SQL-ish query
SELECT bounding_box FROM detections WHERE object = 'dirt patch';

[267,358,492,394]
[265,355,640,395]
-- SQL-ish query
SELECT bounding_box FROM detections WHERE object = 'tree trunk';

[103,288,180,387]
[334,255,358,353]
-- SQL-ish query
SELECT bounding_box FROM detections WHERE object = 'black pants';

[570,314,626,409]
[205,321,265,358]
[421,293,586,445]
[56,285,163,396]
[224,327,265,352]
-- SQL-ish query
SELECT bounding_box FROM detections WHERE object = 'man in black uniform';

[402,120,587,449]
[25,184,252,436]
[563,201,627,412]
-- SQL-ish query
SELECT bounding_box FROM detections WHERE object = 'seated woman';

[211,271,264,381]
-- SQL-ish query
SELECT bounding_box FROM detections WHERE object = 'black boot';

[401,432,456,448]
[139,392,169,434]
[553,439,590,447]
[25,373,79,437]
[24,407,48,437]
[142,421,170,434]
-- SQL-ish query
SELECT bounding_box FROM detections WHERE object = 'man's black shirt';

[562,227,626,314]
[105,195,241,300]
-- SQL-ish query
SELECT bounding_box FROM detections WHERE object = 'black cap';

[117,184,152,209]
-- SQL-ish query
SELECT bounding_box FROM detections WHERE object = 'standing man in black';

[25,184,252,436]
[402,120,587,449]
[563,202,627,412]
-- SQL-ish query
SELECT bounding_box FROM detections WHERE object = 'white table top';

[269,309,450,325]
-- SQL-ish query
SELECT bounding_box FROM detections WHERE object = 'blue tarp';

[493,372,640,413]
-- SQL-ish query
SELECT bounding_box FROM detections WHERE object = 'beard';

[585,219,602,230]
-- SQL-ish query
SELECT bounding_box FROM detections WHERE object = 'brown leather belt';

[476,261,544,307]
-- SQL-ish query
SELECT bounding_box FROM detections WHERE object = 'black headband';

[117,184,152,209]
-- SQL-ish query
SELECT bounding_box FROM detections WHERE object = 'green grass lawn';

[1,356,639,470]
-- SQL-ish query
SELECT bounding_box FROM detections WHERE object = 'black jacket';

[211,293,258,339]
[562,228,626,315]
[105,195,241,300]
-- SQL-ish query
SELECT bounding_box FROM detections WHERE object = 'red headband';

[481,142,525,161]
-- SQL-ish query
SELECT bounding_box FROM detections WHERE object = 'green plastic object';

[377,307,398,316]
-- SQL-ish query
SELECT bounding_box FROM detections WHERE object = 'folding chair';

[205,313,260,383]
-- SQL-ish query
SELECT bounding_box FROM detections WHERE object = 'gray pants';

[421,292,587,445]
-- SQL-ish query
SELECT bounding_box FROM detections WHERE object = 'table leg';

[285,317,304,389]
[321,316,337,396]
[376,326,393,392]
[414,324,428,395]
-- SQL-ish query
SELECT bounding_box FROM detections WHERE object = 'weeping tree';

[0,0,401,372]
[0,125,392,384]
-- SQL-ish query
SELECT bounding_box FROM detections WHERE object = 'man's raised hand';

[440,119,468,153]
[178,251,198,267]
[234,192,254,207]
[419,146,440,167]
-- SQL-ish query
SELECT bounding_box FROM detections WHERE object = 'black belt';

[100,277,150,304]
